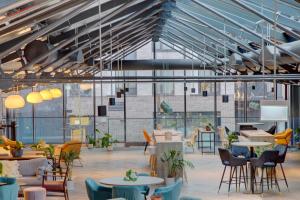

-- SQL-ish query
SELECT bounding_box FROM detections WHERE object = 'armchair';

[153,179,183,200]
[112,185,144,200]
[85,178,112,200]
[274,128,292,145]
[0,135,17,148]
[0,177,19,200]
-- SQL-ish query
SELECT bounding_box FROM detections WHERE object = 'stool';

[148,146,157,175]
[24,187,46,200]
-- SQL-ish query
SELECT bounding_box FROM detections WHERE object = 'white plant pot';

[107,145,113,151]
[87,144,94,149]
[165,177,175,185]
[67,180,75,191]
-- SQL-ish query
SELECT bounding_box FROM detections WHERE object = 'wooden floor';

[45,147,300,200]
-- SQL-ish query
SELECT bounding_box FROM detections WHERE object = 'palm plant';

[161,150,194,178]
[61,151,79,181]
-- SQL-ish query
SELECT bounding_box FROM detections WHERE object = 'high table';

[197,128,215,154]
[240,129,274,143]
[153,129,183,178]
[232,141,272,194]
[99,176,164,186]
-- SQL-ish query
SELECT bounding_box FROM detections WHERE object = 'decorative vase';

[165,177,175,185]
[67,180,75,191]
[11,149,23,157]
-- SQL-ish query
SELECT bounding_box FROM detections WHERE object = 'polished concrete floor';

[46,147,300,200]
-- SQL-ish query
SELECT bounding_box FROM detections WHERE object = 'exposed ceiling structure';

[0,0,300,89]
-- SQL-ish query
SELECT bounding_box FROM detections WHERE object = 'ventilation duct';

[24,40,49,64]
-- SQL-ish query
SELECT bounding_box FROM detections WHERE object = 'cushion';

[0,160,22,178]
[43,180,64,191]
[18,158,48,176]
[17,176,42,186]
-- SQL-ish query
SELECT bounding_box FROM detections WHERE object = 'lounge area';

[1,0,300,200]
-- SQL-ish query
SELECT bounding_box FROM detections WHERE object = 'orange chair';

[274,128,293,145]
[143,129,152,154]
[55,140,83,168]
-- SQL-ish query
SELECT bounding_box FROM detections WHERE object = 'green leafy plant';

[61,151,79,181]
[0,162,2,176]
[227,132,238,147]
[161,149,194,178]
[86,135,95,146]
[123,169,138,182]
[101,133,117,148]
[294,128,300,143]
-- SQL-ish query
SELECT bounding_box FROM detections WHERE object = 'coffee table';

[99,176,164,186]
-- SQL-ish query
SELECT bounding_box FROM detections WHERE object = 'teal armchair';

[153,179,183,200]
[112,186,144,200]
[85,178,112,200]
[0,177,19,200]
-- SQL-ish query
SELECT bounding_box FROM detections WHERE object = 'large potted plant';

[294,128,300,149]
[86,135,95,149]
[10,141,24,157]
[101,133,117,151]
[61,151,79,191]
[161,149,194,185]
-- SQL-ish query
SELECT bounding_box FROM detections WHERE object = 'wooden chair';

[184,129,198,152]
[143,129,152,154]
[42,168,69,200]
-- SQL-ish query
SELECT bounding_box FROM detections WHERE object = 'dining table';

[99,176,164,186]
[240,129,274,143]
[232,141,272,194]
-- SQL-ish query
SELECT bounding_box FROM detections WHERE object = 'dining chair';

[112,185,144,200]
[274,144,289,188]
[184,129,198,152]
[266,125,277,135]
[0,177,19,200]
[143,129,152,154]
[85,178,112,200]
[55,140,83,168]
[153,178,183,200]
[231,146,252,160]
[274,128,292,145]
[42,168,69,200]
[218,148,247,193]
[136,173,150,198]
[250,150,280,193]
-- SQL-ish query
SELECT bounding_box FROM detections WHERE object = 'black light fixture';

[97,105,107,116]
[222,95,229,103]
[271,87,274,92]
[184,86,188,91]
[252,85,255,90]
[109,97,115,106]
[120,89,124,94]
[116,91,122,98]
[191,88,196,93]
[125,88,129,92]
[202,90,208,97]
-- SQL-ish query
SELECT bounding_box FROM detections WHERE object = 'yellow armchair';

[0,135,17,148]
[274,128,293,145]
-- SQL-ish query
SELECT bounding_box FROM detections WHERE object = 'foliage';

[61,150,79,181]
[294,128,300,143]
[161,149,194,178]
[123,169,138,182]
[86,135,95,145]
[0,162,2,175]
[101,133,117,148]
[227,132,238,147]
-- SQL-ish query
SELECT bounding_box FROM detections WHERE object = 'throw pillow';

[0,160,22,178]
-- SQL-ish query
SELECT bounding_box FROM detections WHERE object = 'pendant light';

[40,89,53,100]
[190,44,195,93]
[5,93,25,109]
[222,23,229,103]
[202,56,208,97]
[27,89,43,104]
[116,37,122,99]
[79,83,92,91]
[109,23,115,106]
[49,88,62,98]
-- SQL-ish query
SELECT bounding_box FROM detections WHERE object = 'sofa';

[17,158,49,186]
[0,177,19,200]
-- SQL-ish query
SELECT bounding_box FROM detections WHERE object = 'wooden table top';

[240,129,274,137]
[0,154,45,160]
[232,141,272,148]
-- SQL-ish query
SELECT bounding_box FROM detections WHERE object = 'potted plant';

[101,133,117,151]
[227,132,238,148]
[61,151,79,191]
[10,141,24,157]
[294,128,300,149]
[161,149,194,185]
[86,135,95,149]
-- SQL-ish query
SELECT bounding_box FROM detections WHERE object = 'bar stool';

[24,187,46,200]
[218,148,247,193]
[148,146,157,176]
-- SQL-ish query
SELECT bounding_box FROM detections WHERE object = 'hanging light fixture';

[191,44,196,93]
[40,89,53,100]
[27,91,43,104]
[79,83,93,91]
[49,88,62,98]
[222,23,229,103]
[109,23,115,105]
[5,94,25,109]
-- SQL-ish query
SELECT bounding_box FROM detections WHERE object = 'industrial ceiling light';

[79,83,92,91]
[5,94,25,109]
[39,89,53,100]
[27,91,43,104]
[49,88,62,98]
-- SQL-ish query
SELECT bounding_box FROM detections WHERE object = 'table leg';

[201,132,203,154]
[250,146,254,194]
[197,131,200,149]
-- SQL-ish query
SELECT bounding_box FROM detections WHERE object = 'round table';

[232,141,272,194]
[99,176,164,186]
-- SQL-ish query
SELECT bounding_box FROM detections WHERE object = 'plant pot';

[87,144,94,149]
[11,149,23,157]
[165,177,175,185]
[107,145,113,151]
[67,180,75,191]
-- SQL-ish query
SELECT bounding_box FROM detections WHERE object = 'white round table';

[99,176,164,186]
